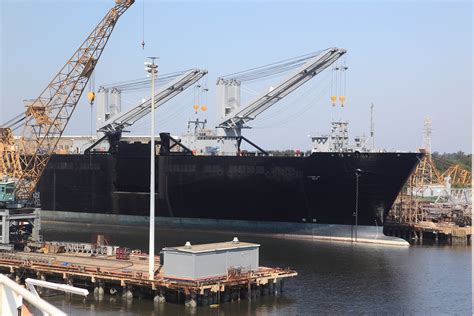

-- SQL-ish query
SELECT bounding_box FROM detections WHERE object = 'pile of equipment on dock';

[386,186,471,244]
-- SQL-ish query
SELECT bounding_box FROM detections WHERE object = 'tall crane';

[217,48,346,137]
[180,48,346,156]
[1,0,134,202]
[86,69,208,152]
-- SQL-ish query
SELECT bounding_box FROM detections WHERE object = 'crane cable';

[202,74,209,112]
[221,49,327,82]
[200,83,208,112]
[134,88,194,131]
[100,70,191,92]
[1,113,26,130]
[250,69,332,124]
[88,70,95,139]
[331,64,338,106]
[339,58,347,107]
[141,0,145,49]
[193,83,201,114]
[1,70,190,131]
[253,74,333,129]
[330,60,348,107]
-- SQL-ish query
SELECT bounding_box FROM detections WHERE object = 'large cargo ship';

[36,136,422,244]
[31,48,421,244]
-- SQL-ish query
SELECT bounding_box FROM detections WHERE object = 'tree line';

[432,151,472,172]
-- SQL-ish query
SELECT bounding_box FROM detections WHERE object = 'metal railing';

[0,274,66,316]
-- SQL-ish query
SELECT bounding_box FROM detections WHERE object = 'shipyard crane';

[439,164,472,187]
[86,69,208,152]
[217,48,346,137]
[0,0,134,202]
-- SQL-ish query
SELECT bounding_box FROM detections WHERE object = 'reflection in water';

[40,222,471,315]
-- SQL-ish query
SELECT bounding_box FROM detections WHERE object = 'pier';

[384,221,471,245]
[0,245,296,306]
[386,173,471,245]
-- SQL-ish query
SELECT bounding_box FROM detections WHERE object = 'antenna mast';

[422,116,432,155]
[370,103,375,149]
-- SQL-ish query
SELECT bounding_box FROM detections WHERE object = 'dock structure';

[0,243,296,307]
[386,186,471,245]
[0,208,41,251]
[384,221,471,245]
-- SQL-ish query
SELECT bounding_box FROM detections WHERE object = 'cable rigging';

[221,49,326,83]
[330,61,348,107]
[141,0,145,49]
[97,69,191,92]
[87,70,96,139]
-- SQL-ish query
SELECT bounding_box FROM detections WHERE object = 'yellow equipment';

[0,128,22,179]
[410,149,442,187]
[0,0,134,202]
[87,91,96,105]
[440,164,471,187]
[339,95,346,107]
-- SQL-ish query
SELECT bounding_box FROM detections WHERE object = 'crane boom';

[13,0,134,200]
[218,48,346,131]
[98,69,208,135]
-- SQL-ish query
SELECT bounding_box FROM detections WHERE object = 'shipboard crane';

[1,0,134,202]
[217,48,346,136]
[87,69,208,152]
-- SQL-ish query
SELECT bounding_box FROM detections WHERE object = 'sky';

[0,0,472,153]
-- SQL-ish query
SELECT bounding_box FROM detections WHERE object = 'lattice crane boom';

[440,164,472,187]
[13,0,134,200]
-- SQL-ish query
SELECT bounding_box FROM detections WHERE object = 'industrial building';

[162,239,259,280]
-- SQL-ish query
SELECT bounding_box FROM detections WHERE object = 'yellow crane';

[439,164,471,187]
[409,152,472,188]
[409,149,442,187]
[0,0,134,203]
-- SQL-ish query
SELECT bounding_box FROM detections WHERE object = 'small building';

[162,238,259,281]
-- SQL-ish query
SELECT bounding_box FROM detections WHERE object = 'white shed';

[162,239,259,280]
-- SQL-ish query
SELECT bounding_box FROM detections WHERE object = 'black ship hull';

[36,143,421,235]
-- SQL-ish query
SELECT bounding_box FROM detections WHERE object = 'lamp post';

[145,57,158,280]
[354,168,363,242]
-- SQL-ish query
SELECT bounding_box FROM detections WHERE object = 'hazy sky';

[1,0,472,153]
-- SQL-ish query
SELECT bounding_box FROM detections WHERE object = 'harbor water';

[39,221,471,315]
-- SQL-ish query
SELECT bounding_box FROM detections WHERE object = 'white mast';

[370,103,375,149]
[145,57,158,281]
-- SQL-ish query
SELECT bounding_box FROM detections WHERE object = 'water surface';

[39,222,471,315]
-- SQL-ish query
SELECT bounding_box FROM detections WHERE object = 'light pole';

[145,57,158,280]
[354,168,362,242]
